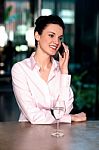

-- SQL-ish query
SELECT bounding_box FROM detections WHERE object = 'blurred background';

[0,0,99,121]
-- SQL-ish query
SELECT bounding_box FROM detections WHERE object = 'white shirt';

[11,52,74,124]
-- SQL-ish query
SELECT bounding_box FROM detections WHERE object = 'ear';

[34,31,40,41]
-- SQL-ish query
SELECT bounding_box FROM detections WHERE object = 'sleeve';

[59,74,74,123]
[11,63,55,124]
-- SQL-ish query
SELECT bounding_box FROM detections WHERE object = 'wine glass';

[51,100,66,137]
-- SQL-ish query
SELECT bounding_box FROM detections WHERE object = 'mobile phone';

[58,43,65,57]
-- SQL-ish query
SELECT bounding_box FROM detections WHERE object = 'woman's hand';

[59,43,69,74]
[71,112,87,122]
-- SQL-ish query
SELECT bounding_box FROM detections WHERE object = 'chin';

[50,51,56,56]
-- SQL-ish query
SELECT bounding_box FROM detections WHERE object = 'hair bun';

[35,16,47,26]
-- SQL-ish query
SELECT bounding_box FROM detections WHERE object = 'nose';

[53,37,60,45]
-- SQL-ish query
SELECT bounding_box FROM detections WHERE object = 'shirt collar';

[30,52,39,70]
[30,52,59,71]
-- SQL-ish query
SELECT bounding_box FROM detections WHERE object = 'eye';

[59,37,63,42]
[49,34,54,38]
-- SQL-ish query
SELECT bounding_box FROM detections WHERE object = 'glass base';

[51,130,64,137]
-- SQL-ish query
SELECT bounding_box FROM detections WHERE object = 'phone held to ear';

[58,43,65,58]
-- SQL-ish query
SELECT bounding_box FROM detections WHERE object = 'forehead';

[43,24,63,35]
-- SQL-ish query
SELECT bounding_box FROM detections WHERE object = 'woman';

[11,15,86,124]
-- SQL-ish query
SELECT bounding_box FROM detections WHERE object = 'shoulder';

[11,57,30,74]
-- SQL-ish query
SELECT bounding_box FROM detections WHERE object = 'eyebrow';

[48,31,63,38]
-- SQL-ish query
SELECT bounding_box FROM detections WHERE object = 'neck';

[34,50,52,70]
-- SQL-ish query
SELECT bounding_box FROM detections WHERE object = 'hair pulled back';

[34,15,65,47]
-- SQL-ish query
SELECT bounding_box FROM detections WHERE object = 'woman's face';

[35,24,63,56]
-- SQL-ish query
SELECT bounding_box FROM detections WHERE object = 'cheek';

[39,38,47,49]
[40,36,50,46]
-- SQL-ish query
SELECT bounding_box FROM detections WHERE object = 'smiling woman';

[11,15,86,124]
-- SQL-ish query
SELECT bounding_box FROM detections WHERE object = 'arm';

[58,43,87,122]
[59,75,74,123]
[11,63,55,124]
[58,43,73,123]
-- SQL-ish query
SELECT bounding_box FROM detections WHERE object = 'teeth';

[50,45,57,49]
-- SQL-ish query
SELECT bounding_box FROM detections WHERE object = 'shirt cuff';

[60,114,71,123]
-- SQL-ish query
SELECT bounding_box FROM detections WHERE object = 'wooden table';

[0,121,99,150]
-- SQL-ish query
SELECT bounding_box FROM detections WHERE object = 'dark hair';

[34,15,65,47]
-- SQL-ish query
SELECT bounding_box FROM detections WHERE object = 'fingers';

[62,43,69,58]
[71,112,87,122]
[62,43,69,51]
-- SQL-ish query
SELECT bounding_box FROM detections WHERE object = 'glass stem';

[56,119,60,132]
